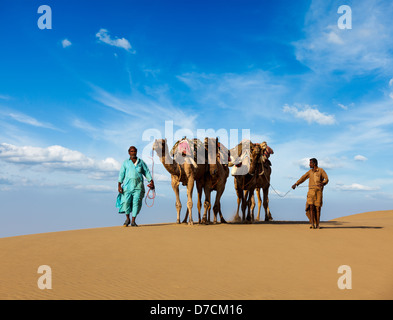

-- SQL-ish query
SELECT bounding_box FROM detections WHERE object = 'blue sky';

[1,0,393,237]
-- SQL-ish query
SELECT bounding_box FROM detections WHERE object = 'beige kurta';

[296,167,329,207]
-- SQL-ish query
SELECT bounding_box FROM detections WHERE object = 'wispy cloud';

[96,28,134,53]
[294,0,393,75]
[89,84,198,131]
[283,104,336,125]
[335,183,379,191]
[337,102,354,110]
[8,112,55,129]
[0,110,59,131]
[0,94,11,100]
[74,184,113,192]
[177,70,288,123]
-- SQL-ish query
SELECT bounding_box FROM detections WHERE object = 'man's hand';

[292,184,297,190]
[147,180,155,190]
[118,185,123,194]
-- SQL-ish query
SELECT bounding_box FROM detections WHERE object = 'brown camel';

[231,142,262,223]
[228,140,252,222]
[201,138,229,224]
[252,164,273,222]
[250,142,273,222]
[152,138,206,225]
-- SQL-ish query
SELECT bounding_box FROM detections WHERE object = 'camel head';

[152,138,168,157]
[249,144,262,174]
[204,137,220,176]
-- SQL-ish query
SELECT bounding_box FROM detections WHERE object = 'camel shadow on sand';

[138,220,383,229]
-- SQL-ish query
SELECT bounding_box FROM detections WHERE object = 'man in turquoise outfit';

[117,146,154,227]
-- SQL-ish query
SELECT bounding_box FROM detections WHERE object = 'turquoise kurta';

[116,158,152,217]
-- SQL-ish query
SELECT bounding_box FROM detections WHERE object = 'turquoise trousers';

[116,189,145,218]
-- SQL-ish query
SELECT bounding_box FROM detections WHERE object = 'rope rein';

[260,166,322,198]
[144,149,156,207]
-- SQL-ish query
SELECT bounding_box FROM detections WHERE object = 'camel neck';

[156,148,179,176]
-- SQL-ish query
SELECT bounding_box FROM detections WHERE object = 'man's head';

[309,158,318,168]
[128,146,137,159]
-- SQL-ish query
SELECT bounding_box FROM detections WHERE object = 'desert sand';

[0,210,392,300]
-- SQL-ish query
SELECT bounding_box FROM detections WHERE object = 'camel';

[252,164,273,222]
[231,142,262,223]
[250,142,273,222]
[228,140,252,222]
[201,138,229,224]
[152,138,206,225]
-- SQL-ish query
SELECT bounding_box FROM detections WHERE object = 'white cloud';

[0,143,120,174]
[96,29,134,52]
[61,39,72,48]
[354,155,368,161]
[326,31,344,45]
[335,183,379,191]
[389,78,393,87]
[283,104,336,125]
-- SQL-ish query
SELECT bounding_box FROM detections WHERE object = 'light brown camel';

[152,138,206,225]
[201,138,229,224]
[231,143,262,223]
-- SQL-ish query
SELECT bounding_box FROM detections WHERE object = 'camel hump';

[171,138,204,166]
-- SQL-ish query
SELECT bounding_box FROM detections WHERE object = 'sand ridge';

[0,210,392,300]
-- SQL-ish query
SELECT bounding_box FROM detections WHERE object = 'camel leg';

[233,177,242,222]
[186,177,195,225]
[182,208,189,224]
[203,191,211,225]
[196,180,203,224]
[243,190,253,223]
[247,191,254,223]
[255,188,262,221]
[234,187,242,222]
[172,177,182,224]
[263,186,272,221]
[213,203,218,224]
[214,187,227,224]
[250,192,256,222]
[241,190,248,223]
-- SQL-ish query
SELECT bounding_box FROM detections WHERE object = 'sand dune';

[1,210,392,300]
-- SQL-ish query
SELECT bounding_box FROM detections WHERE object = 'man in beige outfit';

[292,158,329,229]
